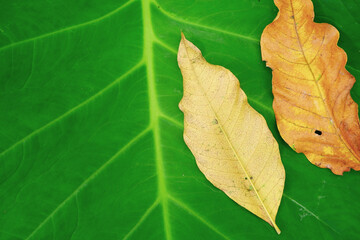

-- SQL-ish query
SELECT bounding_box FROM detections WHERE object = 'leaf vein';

[153,0,258,43]
[0,0,138,52]
[0,62,144,158]
[24,127,151,240]
[168,195,231,240]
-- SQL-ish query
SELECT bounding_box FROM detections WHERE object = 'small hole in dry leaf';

[315,130,322,135]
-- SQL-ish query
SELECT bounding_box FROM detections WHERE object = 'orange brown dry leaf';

[261,0,360,175]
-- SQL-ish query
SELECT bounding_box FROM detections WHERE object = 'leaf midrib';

[141,0,172,239]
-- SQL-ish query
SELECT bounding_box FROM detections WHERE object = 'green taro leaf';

[0,0,359,239]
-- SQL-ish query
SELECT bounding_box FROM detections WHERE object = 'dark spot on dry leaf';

[315,130,322,135]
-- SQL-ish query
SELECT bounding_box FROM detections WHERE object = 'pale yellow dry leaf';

[178,33,285,234]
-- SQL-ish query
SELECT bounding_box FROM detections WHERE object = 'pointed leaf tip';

[181,32,185,39]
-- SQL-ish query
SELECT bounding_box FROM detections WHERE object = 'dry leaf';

[261,0,360,175]
[178,33,285,233]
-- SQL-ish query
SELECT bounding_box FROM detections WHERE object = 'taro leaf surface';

[0,0,359,239]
